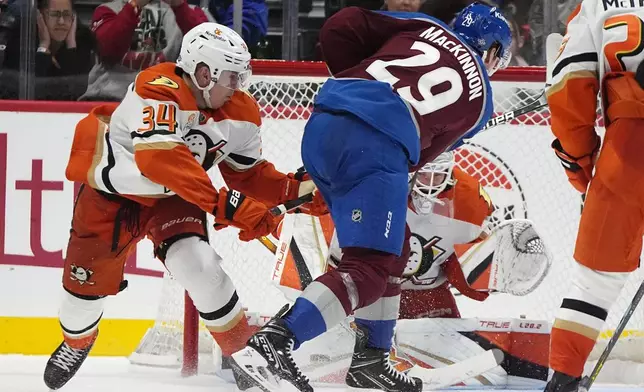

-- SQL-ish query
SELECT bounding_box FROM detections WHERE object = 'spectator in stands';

[381,0,422,12]
[506,12,528,66]
[527,0,580,65]
[79,0,210,101]
[418,0,473,23]
[199,0,267,51]
[0,0,94,99]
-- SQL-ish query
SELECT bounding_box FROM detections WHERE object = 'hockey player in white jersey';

[545,1,644,391]
[43,22,326,390]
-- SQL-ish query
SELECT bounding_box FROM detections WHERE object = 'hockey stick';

[476,33,563,135]
[406,348,504,389]
[298,345,503,389]
[269,192,314,216]
[578,279,644,392]
[481,91,547,131]
[257,192,316,254]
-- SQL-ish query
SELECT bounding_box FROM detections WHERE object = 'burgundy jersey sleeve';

[319,7,430,75]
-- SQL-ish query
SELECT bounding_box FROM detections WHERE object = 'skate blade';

[232,347,283,392]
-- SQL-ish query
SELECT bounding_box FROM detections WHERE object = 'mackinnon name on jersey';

[419,26,484,102]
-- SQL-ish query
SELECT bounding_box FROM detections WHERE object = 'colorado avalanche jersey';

[315,7,494,169]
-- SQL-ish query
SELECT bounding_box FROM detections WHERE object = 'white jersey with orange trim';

[185,90,263,174]
[66,62,270,216]
[547,1,644,157]
[96,65,262,197]
[95,65,202,198]
[401,167,494,291]
[327,167,494,291]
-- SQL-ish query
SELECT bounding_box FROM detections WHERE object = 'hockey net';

[129,61,644,378]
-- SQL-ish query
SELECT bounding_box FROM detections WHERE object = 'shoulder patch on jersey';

[147,76,179,89]
[135,63,197,110]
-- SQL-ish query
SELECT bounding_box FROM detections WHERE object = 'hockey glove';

[213,188,279,242]
[283,171,329,216]
[551,137,600,194]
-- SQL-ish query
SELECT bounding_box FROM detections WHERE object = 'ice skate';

[345,326,422,392]
[544,371,581,392]
[43,332,97,390]
[232,305,312,392]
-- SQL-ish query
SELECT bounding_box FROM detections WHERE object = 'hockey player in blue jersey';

[232,4,512,392]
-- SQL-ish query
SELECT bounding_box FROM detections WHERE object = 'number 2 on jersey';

[365,41,464,116]
[604,14,644,72]
[138,104,177,133]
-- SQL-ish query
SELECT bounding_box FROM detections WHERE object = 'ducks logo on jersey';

[404,234,446,282]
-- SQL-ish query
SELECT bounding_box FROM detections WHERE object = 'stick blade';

[406,348,504,389]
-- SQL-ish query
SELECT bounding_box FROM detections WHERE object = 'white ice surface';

[2,355,644,392]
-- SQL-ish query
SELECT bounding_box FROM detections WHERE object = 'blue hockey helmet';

[452,3,512,71]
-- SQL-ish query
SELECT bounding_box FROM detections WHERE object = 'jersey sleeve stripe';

[547,70,598,97]
[130,129,177,139]
[552,52,599,78]
[133,141,183,151]
[227,152,257,167]
[101,132,118,194]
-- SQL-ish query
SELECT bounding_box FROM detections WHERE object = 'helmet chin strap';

[189,73,216,109]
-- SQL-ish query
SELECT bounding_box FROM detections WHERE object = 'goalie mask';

[410,152,456,215]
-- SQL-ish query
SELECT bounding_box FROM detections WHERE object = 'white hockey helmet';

[410,152,457,214]
[176,23,252,107]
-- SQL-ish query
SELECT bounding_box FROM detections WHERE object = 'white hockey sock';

[164,236,252,355]
[59,290,105,348]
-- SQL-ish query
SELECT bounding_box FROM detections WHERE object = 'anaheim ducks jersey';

[401,166,493,291]
[546,0,644,157]
[185,90,262,174]
[65,62,268,215]
[94,63,203,198]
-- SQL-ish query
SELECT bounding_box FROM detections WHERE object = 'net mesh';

[130,68,644,370]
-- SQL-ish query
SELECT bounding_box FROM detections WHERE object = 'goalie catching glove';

[552,137,600,193]
[213,188,279,242]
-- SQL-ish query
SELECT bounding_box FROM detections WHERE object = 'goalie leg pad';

[165,236,251,356]
[59,289,105,349]
[550,262,629,377]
